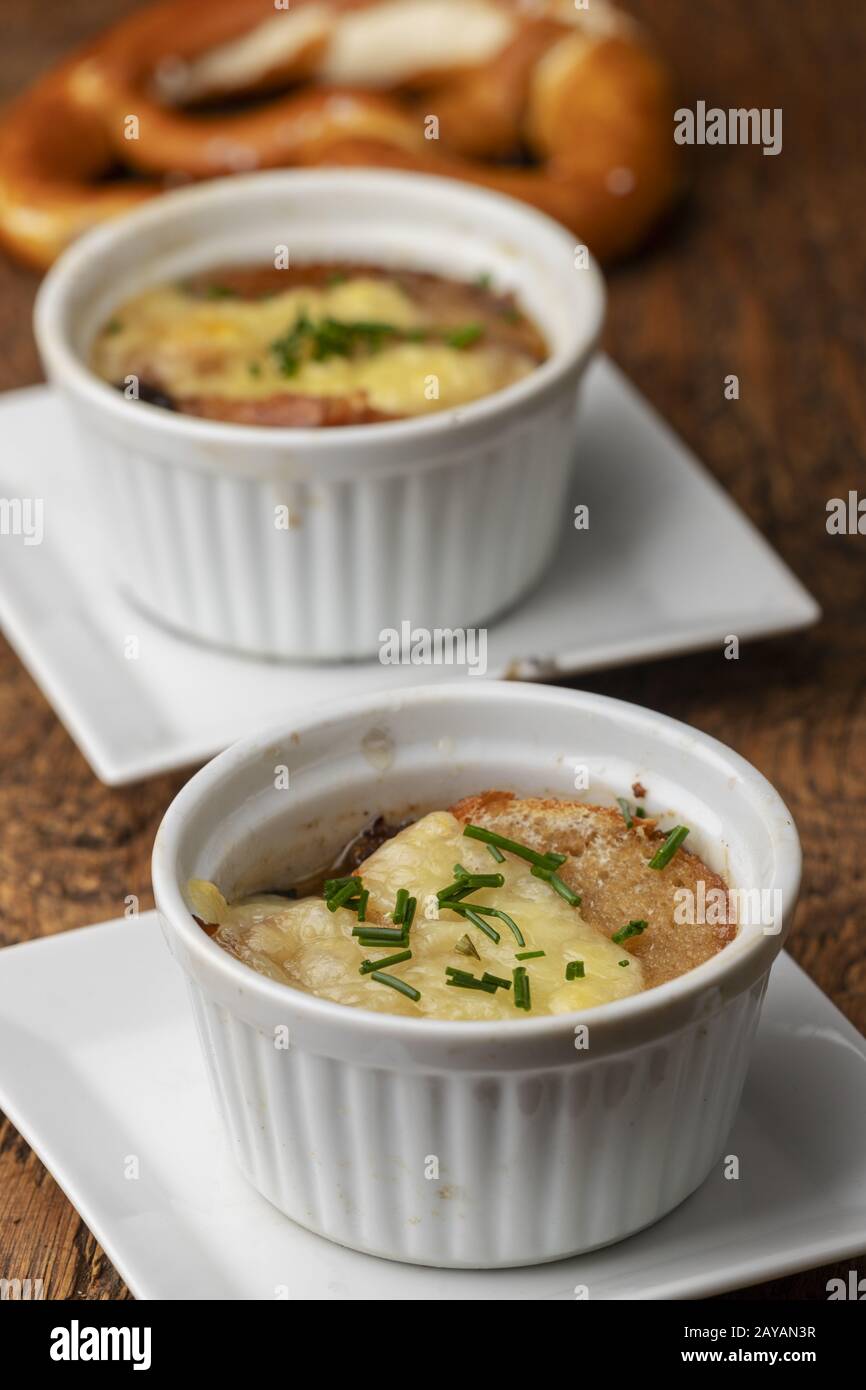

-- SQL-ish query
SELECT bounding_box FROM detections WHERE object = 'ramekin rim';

[33,168,605,453]
[151,682,802,1045]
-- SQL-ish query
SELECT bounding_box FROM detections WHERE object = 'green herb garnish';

[352,926,408,944]
[270,312,400,377]
[105,318,123,335]
[205,284,236,300]
[403,895,417,929]
[636,807,647,818]
[437,883,477,905]
[454,934,480,959]
[359,949,412,976]
[462,824,562,872]
[357,888,369,922]
[445,323,484,349]
[371,971,420,1001]
[513,966,531,1011]
[515,950,545,961]
[482,972,511,990]
[619,960,630,967]
[486,843,506,864]
[617,796,634,828]
[530,864,582,907]
[392,888,410,924]
[450,902,523,947]
[447,976,497,994]
[327,877,362,912]
[324,876,357,896]
[445,966,501,994]
[452,868,505,889]
[647,826,690,870]
[565,960,585,980]
[452,906,501,944]
[611,919,647,945]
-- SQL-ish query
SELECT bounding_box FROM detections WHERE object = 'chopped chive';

[392,888,410,924]
[515,949,545,961]
[357,888,369,922]
[359,949,412,975]
[445,966,498,994]
[462,823,555,869]
[513,966,531,1011]
[451,902,521,947]
[647,826,690,870]
[450,905,501,944]
[452,869,505,888]
[636,807,647,818]
[619,960,630,967]
[482,972,512,990]
[617,796,634,828]
[530,865,581,907]
[547,874,581,907]
[205,284,236,299]
[486,843,506,863]
[403,895,417,929]
[445,323,484,349]
[352,926,407,942]
[437,882,476,904]
[543,851,568,868]
[611,919,647,945]
[454,933,480,959]
[327,878,362,911]
[485,907,525,947]
[371,970,420,1001]
[565,960,585,980]
[324,875,360,896]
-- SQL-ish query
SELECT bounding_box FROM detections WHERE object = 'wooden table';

[1,0,863,1301]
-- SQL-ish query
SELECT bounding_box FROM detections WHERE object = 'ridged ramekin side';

[75,394,576,660]
[184,973,768,1269]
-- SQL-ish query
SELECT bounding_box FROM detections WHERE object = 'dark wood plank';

[0,0,863,1301]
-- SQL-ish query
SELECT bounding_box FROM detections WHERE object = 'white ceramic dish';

[33,169,604,660]
[152,682,801,1268]
[2,914,864,1299]
[0,359,819,785]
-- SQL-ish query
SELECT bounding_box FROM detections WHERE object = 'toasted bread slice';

[449,792,734,989]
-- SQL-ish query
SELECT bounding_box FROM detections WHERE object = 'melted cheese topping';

[92,277,537,416]
[188,811,644,1020]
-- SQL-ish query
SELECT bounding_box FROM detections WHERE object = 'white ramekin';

[152,682,800,1269]
[33,170,604,660]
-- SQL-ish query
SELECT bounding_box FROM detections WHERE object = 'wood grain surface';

[0,0,864,1302]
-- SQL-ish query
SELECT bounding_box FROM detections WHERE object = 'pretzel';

[0,0,680,270]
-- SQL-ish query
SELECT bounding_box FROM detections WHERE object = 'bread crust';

[449,791,735,989]
[0,0,680,268]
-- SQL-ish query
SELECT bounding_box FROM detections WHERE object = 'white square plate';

[0,913,863,1300]
[0,358,818,784]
